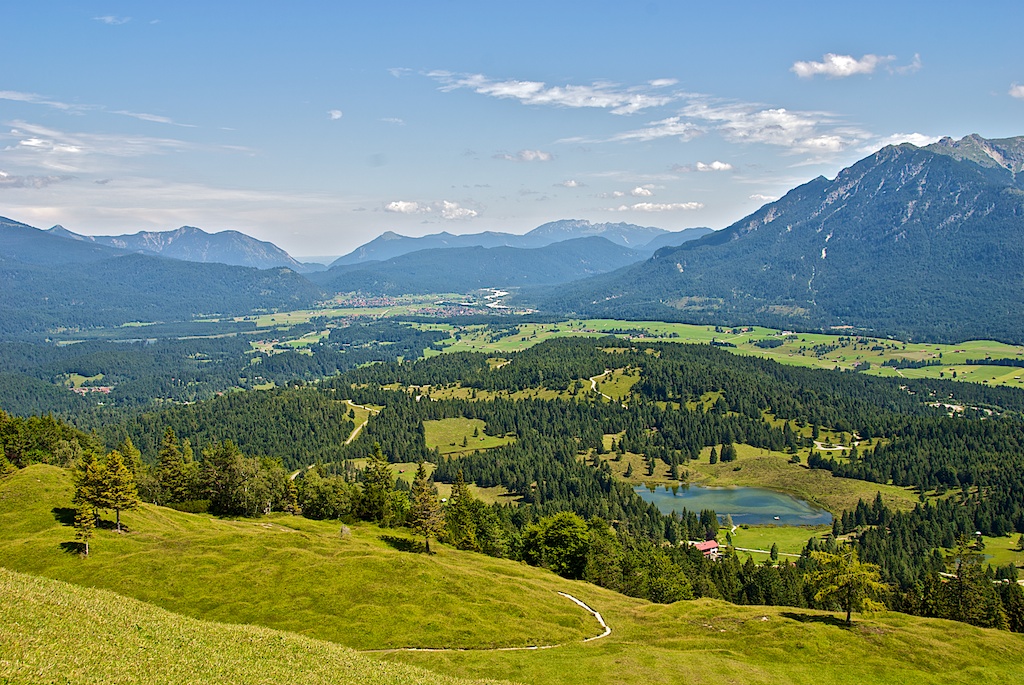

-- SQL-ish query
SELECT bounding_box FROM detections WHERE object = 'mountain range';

[541,134,1024,343]
[47,225,312,272]
[330,220,711,266]
[310,236,650,294]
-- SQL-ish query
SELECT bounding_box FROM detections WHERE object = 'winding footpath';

[362,591,611,653]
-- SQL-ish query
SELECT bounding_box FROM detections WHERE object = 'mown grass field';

[3,466,1024,685]
[729,525,833,562]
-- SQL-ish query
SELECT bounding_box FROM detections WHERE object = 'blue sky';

[2,1,1022,256]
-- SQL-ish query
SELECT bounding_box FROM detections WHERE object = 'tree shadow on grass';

[780,611,853,630]
[59,541,86,555]
[52,507,76,526]
[380,535,425,554]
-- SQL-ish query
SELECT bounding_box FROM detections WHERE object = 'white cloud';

[696,160,733,172]
[556,179,584,188]
[94,16,131,25]
[649,79,679,87]
[0,90,81,112]
[681,100,871,155]
[440,201,477,219]
[384,200,426,214]
[586,116,702,144]
[1010,84,1024,99]
[2,121,202,173]
[430,71,677,115]
[749,194,777,202]
[630,186,654,197]
[792,53,894,79]
[380,117,405,125]
[861,132,941,152]
[328,110,343,120]
[384,199,477,219]
[613,202,703,212]
[496,149,553,162]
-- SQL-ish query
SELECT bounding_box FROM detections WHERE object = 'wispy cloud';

[0,170,75,189]
[94,16,131,25]
[2,121,215,173]
[556,179,584,188]
[495,149,553,162]
[429,71,678,115]
[563,116,702,144]
[328,109,343,120]
[680,100,871,155]
[611,201,703,212]
[1010,84,1024,99]
[749,193,777,202]
[113,110,195,127]
[380,117,405,125]
[384,199,477,219]
[792,53,894,79]
[0,90,82,112]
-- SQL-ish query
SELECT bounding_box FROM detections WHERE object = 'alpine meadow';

[3,3,1024,684]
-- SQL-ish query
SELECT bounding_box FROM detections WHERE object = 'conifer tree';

[409,461,444,553]
[359,443,395,524]
[104,450,140,533]
[73,454,107,521]
[74,506,95,556]
[444,470,478,550]
[157,427,189,504]
[805,546,888,624]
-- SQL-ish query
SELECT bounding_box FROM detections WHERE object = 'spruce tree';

[359,443,395,524]
[74,506,95,556]
[444,470,478,551]
[104,450,140,533]
[409,461,444,554]
[157,427,188,504]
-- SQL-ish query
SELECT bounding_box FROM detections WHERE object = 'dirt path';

[589,371,627,407]
[362,591,610,653]
[290,400,378,480]
[734,546,801,558]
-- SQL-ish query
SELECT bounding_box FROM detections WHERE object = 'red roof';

[694,540,719,552]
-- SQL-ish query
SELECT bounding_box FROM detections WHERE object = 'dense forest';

[4,335,1024,631]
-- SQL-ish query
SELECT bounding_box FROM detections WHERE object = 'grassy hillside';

[3,465,1024,685]
[0,465,595,650]
[0,567,501,685]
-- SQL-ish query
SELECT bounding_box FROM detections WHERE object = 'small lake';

[635,484,832,526]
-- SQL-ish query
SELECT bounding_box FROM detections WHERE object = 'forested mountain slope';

[542,135,1024,343]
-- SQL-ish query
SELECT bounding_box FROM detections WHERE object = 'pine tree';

[104,450,140,533]
[709,446,718,464]
[770,542,779,562]
[444,470,478,551]
[409,461,444,554]
[74,506,95,556]
[157,427,189,504]
[359,443,395,524]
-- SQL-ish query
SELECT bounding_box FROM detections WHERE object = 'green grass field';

[0,568,500,685]
[686,444,920,514]
[0,466,594,651]
[3,465,1024,685]
[423,417,517,456]
[728,525,833,562]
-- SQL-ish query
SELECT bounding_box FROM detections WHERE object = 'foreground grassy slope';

[0,568,502,685]
[4,465,1024,685]
[386,592,1024,685]
[0,465,594,650]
